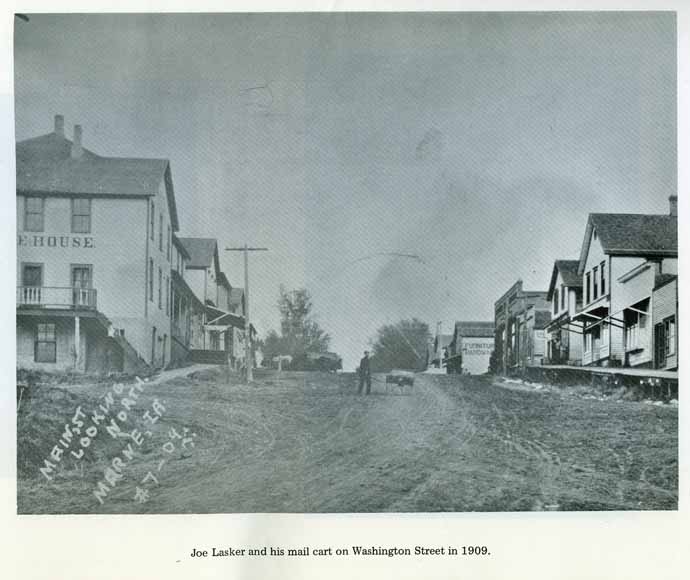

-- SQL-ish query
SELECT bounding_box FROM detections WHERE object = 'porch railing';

[17,286,97,310]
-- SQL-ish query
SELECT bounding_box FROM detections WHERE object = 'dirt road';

[17,368,677,513]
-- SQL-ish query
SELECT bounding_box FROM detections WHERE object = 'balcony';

[17,286,97,310]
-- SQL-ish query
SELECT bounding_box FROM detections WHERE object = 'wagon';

[385,369,415,394]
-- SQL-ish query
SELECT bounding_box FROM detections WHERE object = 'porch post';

[74,316,81,371]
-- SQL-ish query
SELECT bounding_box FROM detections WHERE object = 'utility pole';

[226,245,268,382]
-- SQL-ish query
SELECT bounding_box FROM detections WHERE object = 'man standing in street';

[358,350,372,395]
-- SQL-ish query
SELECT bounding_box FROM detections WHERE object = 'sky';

[13,12,676,369]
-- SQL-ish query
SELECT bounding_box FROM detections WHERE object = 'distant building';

[227,287,247,367]
[517,306,551,367]
[16,115,180,372]
[493,280,550,374]
[545,260,584,365]
[446,321,494,375]
[176,237,251,366]
[427,332,453,369]
[571,198,678,368]
[170,235,205,365]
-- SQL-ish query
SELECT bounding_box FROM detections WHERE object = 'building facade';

[446,321,494,375]
[545,260,583,365]
[170,235,205,365]
[572,200,678,368]
[17,115,180,372]
[177,237,248,364]
[493,280,550,374]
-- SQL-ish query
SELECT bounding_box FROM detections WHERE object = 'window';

[20,263,43,305]
[600,261,606,296]
[159,214,163,251]
[665,316,676,356]
[593,266,599,300]
[584,331,592,353]
[149,258,154,301]
[561,284,566,310]
[158,267,163,309]
[626,315,639,351]
[165,275,170,315]
[22,263,43,287]
[24,197,44,232]
[553,289,559,315]
[150,201,155,241]
[586,272,591,303]
[35,323,56,363]
[601,323,608,347]
[71,264,93,306]
[71,198,91,233]
[167,226,171,261]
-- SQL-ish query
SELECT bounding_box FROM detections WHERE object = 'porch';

[17,286,97,310]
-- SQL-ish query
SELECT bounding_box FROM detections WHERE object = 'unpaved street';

[17,368,677,513]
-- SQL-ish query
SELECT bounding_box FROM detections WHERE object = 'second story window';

[24,197,44,232]
[150,201,155,241]
[158,267,163,309]
[553,289,559,315]
[167,226,171,260]
[561,284,566,310]
[71,198,91,233]
[600,261,606,295]
[593,266,599,300]
[159,214,163,251]
[586,272,591,304]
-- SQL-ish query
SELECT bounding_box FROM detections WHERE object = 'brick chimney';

[70,125,83,159]
[669,195,677,217]
[54,114,64,137]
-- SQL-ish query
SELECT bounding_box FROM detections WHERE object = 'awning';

[545,311,585,335]
[571,301,626,330]
[205,305,245,329]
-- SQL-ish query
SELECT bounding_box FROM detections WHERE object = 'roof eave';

[16,188,154,198]
[606,249,678,257]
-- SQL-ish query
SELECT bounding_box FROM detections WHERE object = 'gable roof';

[177,237,219,270]
[547,259,582,300]
[579,213,677,273]
[217,271,232,290]
[454,321,495,338]
[16,128,180,230]
[172,234,190,259]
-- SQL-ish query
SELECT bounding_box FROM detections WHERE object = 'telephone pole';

[226,244,268,382]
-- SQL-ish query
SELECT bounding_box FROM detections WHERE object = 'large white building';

[571,199,678,369]
[16,115,180,372]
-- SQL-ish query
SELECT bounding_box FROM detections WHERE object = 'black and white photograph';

[12,10,680,518]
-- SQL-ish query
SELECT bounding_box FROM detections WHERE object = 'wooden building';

[571,199,678,368]
[16,115,180,372]
[545,260,584,365]
[446,321,494,375]
[493,280,550,374]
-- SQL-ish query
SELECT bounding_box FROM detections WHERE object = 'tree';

[369,318,430,372]
[276,286,331,357]
[259,330,280,362]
